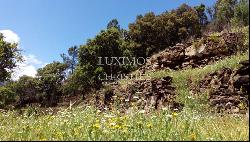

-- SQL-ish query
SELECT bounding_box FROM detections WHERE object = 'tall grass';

[0,107,248,141]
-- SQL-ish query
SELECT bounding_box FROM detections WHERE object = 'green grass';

[0,107,248,141]
[0,52,249,141]
[146,52,249,80]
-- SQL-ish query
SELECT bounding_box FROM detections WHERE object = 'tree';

[37,62,68,106]
[64,4,202,97]
[214,0,237,30]
[128,4,201,57]
[10,76,40,107]
[195,4,208,26]
[206,6,215,21]
[61,46,78,74]
[0,86,16,108]
[128,12,156,57]
[65,24,135,96]
[0,33,22,82]
[63,65,103,98]
[107,19,120,30]
[231,0,249,26]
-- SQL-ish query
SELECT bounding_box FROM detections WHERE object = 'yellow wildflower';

[238,102,245,110]
[172,112,178,118]
[114,125,122,129]
[190,133,196,141]
[147,123,152,129]
[93,123,100,129]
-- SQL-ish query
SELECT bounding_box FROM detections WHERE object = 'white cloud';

[0,29,45,80]
[0,29,20,44]
[12,54,45,80]
[24,54,43,65]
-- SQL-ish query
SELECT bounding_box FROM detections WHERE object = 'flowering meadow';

[0,106,248,141]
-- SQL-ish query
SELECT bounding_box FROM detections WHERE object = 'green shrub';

[0,86,16,108]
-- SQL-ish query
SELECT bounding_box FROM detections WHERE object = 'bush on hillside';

[0,86,16,108]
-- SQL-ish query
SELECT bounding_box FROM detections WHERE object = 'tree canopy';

[0,33,22,82]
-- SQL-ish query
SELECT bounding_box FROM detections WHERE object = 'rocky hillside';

[191,60,249,113]
[80,30,249,114]
[140,32,245,72]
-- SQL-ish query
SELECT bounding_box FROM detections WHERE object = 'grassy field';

[0,52,249,141]
[0,107,249,141]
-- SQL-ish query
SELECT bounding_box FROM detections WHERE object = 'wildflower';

[55,132,63,140]
[206,137,214,140]
[172,112,178,118]
[238,102,245,110]
[190,133,196,141]
[40,138,47,141]
[187,96,194,99]
[109,122,116,127]
[147,123,152,129]
[104,114,115,118]
[114,125,122,129]
[93,123,100,129]
[139,110,145,114]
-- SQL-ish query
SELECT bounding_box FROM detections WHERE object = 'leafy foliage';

[128,4,201,57]
[37,62,68,106]
[194,4,208,26]
[0,33,22,82]
[61,46,78,74]
[9,76,40,107]
[69,25,135,95]
[107,19,120,30]
[231,0,249,26]
[207,0,249,31]
[0,86,16,108]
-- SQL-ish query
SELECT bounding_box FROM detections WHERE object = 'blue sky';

[0,0,216,78]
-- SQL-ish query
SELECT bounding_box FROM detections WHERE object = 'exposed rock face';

[140,32,245,72]
[127,76,183,111]
[95,76,184,112]
[193,60,249,113]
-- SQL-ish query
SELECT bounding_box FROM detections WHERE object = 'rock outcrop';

[95,76,184,112]
[192,60,249,113]
[140,32,245,72]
